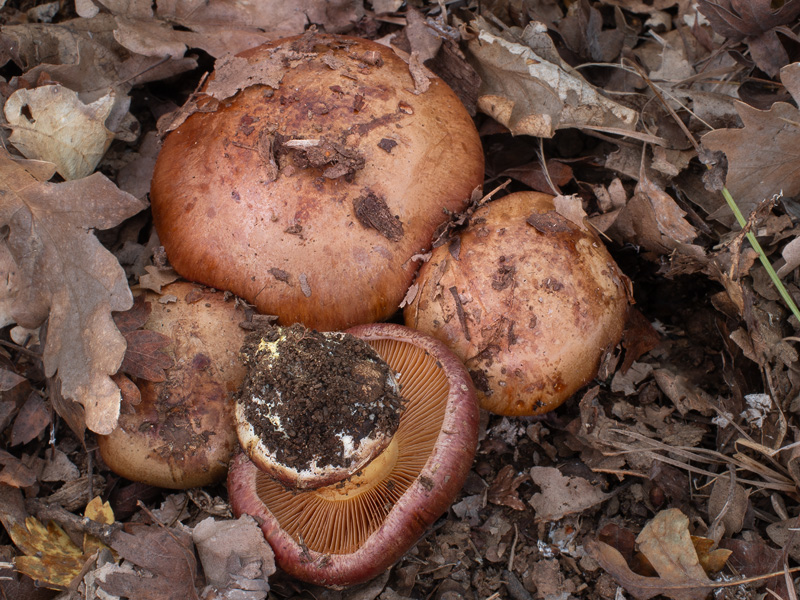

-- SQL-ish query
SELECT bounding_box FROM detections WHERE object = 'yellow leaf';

[83,496,115,557]
[9,497,117,590]
[692,536,733,575]
[10,517,84,590]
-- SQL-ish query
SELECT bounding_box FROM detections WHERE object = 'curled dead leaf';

[529,466,609,522]
[5,86,115,180]
[467,20,638,138]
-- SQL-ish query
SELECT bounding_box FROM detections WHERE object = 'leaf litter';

[1,0,800,599]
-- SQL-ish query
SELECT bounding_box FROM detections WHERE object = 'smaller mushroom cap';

[227,323,479,588]
[234,325,405,490]
[98,282,247,489]
[405,192,631,416]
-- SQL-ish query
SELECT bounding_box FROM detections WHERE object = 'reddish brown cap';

[151,33,484,331]
[227,323,479,587]
[405,192,632,416]
[98,282,247,489]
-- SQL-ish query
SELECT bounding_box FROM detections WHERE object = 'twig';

[25,498,120,543]
[707,465,737,542]
[507,522,519,571]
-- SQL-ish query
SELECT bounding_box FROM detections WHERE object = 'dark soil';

[236,324,406,471]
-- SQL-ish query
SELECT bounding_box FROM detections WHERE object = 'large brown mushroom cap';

[98,282,247,489]
[227,323,479,588]
[404,192,631,416]
[151,33,484,331]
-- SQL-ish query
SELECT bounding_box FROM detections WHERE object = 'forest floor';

[1,0,799,599]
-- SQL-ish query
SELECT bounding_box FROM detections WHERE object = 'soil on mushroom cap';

[237,324,406,472]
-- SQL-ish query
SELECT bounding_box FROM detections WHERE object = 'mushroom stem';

[315,437,399,502]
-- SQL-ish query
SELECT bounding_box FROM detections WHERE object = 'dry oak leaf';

[0,448,37,488]
[192,515,275,598]
[529,466,610,522]
[10,391,51,447]
[587,509,725,600]
[487,464,528,511]
[99,523,199,600]
[697,0,800,77]
[636,509,714,598]
[467,20,637,138]
[108,0,364,59]
[113,295,173,383]
[5,86,115,181]
[586,538,714,600]
[702,73,800,219]
[0,152,146,434]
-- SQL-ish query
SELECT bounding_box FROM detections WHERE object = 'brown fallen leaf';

[585,537,715,600]
[0,367,26,392]
[556,0,625,63]
[635,509,716,600]
[691,536,732,575]
[487,465,528,511]
[719,537,790,598]
[137,265,180,293]
[107,0,364,59]
[707,475,749,537]
[0,244,19,328]
[697,0,800,77]
[99,523,199,600]
[529,466,610,522]
[192,515,275,598]
[467,19,638,138]
[0,151,146,434]
[0,449,37,488]
[113,295,173,382]
[502,159,573,195]
[9,392,50,447]
[619,307,662,373]
[634,174,696,246]
[702,65,800,219]
[597,522,637,565]
[5,85,115,180]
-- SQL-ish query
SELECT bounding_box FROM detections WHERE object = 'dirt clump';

[236,324,406,472]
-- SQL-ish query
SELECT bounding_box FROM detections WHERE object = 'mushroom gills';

[253,337,448,555]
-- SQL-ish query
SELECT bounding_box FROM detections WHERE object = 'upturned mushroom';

[150,32,484,331]
[98,282,247,489]
[227,322,479,587]
[405,191,631,416]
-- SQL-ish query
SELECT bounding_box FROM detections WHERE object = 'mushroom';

[404,191,631,416]
[98,282,247,489]
[150,32,484,331]
[227,323,479,588]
